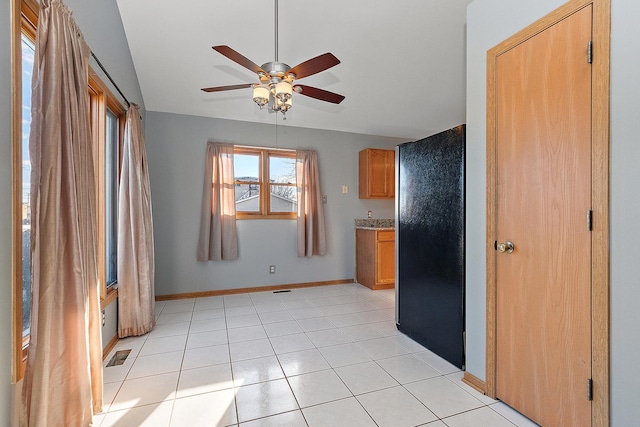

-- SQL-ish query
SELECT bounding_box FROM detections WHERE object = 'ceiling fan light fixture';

[281,97,293,111]
[252,85,270,109]
[275,81,292,102]
[272,96,292,119]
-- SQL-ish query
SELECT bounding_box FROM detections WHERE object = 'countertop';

[354,218,395,230]
[355,227,395,230]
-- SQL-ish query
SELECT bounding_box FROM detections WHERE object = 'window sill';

[101,286,118,309]
[236,214,297,220]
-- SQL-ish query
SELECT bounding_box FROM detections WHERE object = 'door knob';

[497,241,514,254]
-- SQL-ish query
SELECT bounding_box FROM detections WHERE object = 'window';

[105,109,119,286]
[12,0,124,381]
[20,39,34,331]
[12,0,38,382]
[234,147,297,219]
[19,25,35,360]
[88,74,126,298]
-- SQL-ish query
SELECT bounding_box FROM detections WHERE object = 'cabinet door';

[368,149,389,197]
[376,231,395,284]
[359,149,395,198]
[356,229,376,288]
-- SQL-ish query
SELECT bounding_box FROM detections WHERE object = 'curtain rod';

[90,51,131,108]
[235,144,295,153]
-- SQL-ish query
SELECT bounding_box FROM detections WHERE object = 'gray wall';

[101,300,118,352]
[0,1,143,424]
[609,0,640,424]
[65,0,145,113]
[0,1,14,424]
[466,0,640,424]
[145,111,406,296]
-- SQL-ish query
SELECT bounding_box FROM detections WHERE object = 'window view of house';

[234,152,261,213]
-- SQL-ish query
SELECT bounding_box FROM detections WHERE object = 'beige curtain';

[22,0,103,424]
[117,104,155,338]
[197,142,239,260]
[296,150,327,257]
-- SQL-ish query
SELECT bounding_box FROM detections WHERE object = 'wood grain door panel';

[495,6,593,426]
[376,238,395,284]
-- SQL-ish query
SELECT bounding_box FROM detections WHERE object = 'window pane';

[105,110,118,285]
[234,153,260,212]
[21,35,34,338]
[269,156,295,184]
[269,155,296,213]
[270,185,297,212]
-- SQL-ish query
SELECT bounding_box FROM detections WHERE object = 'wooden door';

[495,5,593,426]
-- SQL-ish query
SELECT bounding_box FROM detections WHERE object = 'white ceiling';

[116,0,471,140]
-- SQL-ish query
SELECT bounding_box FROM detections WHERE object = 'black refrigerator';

[395,124,465,369]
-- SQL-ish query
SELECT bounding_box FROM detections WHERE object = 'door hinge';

[587,210,593,231]
[587,41,593,64]
[587,378,593,401]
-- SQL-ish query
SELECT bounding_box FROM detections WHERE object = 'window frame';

[234,147,297,220]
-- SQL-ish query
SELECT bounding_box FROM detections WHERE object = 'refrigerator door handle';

[395,145,400,325]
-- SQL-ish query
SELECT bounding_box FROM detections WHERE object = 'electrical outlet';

[269,265,276,274]
[322,195,327,204]
[367,210,372,218]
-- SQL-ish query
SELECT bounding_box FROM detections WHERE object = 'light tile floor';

[95,283,539,427]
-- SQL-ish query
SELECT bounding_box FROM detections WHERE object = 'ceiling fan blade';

[294,85,345,104]
[212,45,266,74]
[201,83,254,93]
[287,53,340,80]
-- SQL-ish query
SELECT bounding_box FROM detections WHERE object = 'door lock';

[497,241,515,254]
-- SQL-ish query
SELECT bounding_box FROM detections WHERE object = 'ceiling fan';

[201,0,345,118]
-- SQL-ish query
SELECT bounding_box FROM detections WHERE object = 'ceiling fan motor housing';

[259,61,295,84]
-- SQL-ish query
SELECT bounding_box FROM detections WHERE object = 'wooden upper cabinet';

[358,148,395,199]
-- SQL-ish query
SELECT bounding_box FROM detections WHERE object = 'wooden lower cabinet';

[356,228,395,290]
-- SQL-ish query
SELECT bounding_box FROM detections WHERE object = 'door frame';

[485,0,610,426]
